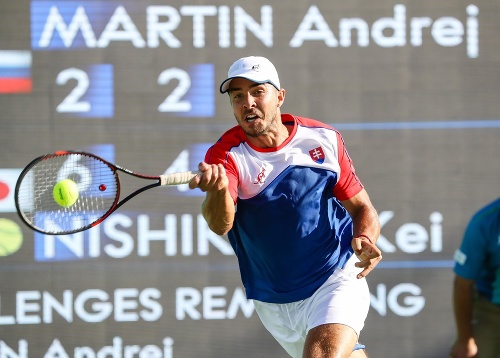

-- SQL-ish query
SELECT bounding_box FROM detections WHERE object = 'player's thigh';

[253,300,305,358]
[305,256,370,337]
[303,323,358,358]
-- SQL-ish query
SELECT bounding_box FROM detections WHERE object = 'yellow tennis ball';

[53,179,79,207]
[0,219,23,256]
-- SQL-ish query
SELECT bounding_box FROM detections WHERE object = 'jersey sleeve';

[453,215,487,280]
[204,143,239,204]
[332,131,364,201]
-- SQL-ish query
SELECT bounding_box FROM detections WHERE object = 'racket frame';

[15,150,168,235]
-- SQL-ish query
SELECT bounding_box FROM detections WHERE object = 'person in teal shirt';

[450,197,500,358]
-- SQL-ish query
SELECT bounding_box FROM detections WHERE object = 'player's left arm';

[341,189,382,279]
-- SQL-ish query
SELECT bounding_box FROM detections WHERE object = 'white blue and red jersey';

[205,114,364,303]
[454,197,500,304]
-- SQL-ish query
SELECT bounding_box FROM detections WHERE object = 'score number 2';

[55,64,114,118]
[55,64,214,118]
[56,68,91,113]
[157,63,215,117]
[157,68,191,112]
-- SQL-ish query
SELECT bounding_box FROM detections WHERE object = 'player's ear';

[277,88,285,107]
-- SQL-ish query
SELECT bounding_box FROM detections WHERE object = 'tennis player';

[189,56,382,358]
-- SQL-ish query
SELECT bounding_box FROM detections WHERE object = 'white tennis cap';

[219,56,281,93]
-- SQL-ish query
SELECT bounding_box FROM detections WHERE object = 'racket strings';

[16,153,119,234]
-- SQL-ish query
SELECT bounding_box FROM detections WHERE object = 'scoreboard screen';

[1,1,499,357]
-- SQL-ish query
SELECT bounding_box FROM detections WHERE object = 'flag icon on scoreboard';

[0,50,32,94]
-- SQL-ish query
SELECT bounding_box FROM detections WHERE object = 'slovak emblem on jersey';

[309,146,325,164]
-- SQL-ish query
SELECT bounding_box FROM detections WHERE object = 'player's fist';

[189,162,229,193]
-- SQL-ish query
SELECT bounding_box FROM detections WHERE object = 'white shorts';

[253,255,370,358]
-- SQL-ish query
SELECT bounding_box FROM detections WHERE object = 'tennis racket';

[14,150,198,235]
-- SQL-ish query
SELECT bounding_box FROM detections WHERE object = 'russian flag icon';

[0,50,32,94]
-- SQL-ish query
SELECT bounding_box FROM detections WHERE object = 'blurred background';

[0,0,499,357]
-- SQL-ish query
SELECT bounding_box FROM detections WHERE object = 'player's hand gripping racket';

[15,150,198,235]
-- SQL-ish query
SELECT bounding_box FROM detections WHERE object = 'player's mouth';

[244,112,261,123]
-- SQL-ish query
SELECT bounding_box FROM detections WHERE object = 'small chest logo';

[253,167,266,184]
[309,146,325,164]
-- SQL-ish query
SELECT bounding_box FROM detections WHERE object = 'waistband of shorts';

[476,295,500,312]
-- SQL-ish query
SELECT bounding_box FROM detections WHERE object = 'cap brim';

[219,76,279,94]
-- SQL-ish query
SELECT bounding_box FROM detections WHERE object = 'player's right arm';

[189,161,235,236]
[450,275,477,358]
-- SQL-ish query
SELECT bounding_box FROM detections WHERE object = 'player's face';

[228,78,285,139]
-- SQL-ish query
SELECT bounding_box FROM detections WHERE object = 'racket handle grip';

[160,171,199,186]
